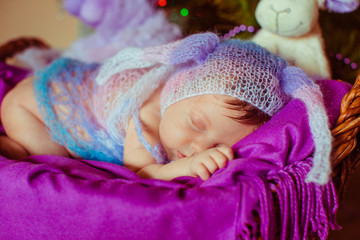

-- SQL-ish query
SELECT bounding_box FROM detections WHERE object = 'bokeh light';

[158,0,167,7]
[180,8,189,17]
[170,12,179,22]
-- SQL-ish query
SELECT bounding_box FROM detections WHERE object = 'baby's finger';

[216,145,234,161]
[209,150,228,169]
[197,163,211,181]
[203,155,220,174]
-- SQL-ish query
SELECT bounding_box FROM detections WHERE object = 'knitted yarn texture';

[34,58,125,164]
[159,39,289,116]
[94,48,176,163]
[281,66,332,184]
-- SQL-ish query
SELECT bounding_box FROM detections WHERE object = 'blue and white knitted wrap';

[34,58,124,164]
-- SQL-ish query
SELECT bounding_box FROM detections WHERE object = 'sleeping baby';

[0,33,331,184]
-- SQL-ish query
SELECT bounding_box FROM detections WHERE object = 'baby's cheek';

[160,127,180,148]
[159,120,186,148]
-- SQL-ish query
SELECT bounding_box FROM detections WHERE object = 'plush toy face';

[255,0,319,37]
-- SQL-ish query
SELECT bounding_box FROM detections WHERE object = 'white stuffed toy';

[252,0,359,79]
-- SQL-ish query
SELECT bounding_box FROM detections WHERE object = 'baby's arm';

[136,146,234,181]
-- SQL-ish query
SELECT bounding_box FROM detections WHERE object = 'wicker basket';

[0,37,49,62]
[331,73,360,200]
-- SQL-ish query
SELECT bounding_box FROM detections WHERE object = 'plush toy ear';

[63,0,105,28]
[79,0,105,27]
[319,0,359,13]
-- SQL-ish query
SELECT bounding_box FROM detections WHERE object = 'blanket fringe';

[256,160,340,240]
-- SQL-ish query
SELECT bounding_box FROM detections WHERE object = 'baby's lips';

[176,150,186,159]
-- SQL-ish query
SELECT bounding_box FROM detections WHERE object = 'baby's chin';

[163,146,177,161]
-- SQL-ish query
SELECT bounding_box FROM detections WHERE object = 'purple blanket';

[0,63,352,240]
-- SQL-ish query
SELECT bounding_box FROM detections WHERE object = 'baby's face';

[159,94,257,161]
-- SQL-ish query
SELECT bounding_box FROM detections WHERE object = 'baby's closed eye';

[189,115,207,132]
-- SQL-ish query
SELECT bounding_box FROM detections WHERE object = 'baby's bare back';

[1,77,70,157]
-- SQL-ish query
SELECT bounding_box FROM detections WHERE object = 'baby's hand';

[187,146,234,181]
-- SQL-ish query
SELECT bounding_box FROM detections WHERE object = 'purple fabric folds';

[0,71,352,240]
